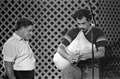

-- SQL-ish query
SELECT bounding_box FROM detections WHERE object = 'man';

[55,9,107,79]
[2,17,35,79]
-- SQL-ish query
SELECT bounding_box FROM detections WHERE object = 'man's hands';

[67,53,91,63]
[67,54,82,63]
[80,53,92,60]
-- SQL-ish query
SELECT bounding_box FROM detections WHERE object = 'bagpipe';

[53,29,96,70]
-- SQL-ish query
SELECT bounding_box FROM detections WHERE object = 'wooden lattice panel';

[98,0,120,79]
[1,0,119,79]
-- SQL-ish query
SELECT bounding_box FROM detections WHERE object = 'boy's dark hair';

[15,17,34,31]
[72,9,92,21]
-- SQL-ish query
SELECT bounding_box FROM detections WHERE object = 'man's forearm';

[6,71,16,79]
[4,61,16,79]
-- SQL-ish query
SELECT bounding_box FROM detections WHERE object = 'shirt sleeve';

[61,28,79,46]
[96,29,108,48]
[2,42,17,62]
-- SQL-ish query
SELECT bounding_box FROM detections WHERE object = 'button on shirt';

[2,33,35,70]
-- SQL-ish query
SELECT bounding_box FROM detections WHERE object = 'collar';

[84,26,93,35]
[13,33,29,43]
[13,33,23,41]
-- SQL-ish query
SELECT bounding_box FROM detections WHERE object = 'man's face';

[76,17,90,31]
[21,25,33,41]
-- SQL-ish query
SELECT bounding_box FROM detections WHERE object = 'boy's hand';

[67,54,79,63]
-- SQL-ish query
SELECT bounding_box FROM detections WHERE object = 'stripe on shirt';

[96,36,107,43]
[64,34,72,43]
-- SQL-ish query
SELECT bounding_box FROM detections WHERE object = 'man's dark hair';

[72,9,92,21]
[15,17,34,31]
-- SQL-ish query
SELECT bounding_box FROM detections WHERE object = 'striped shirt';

[61,27,108,67]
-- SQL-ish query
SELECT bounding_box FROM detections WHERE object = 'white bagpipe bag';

[53,30,96,70]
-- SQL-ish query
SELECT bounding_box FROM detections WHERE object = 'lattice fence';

[98,0,120,79]
[0,0,119,79]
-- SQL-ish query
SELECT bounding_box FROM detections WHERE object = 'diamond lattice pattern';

[0,0,119,79]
